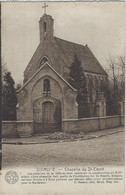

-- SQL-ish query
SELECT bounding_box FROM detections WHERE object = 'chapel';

[17,13,107,134]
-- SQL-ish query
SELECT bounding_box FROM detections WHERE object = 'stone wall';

[2,121,17,138]
[2,115,124,138]
[120,115,125,126]
[63,115,124,133]
[2,121,33,138]
[17,121,33,137]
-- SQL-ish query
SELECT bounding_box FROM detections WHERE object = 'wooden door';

[42,101,54,124]
[34,100,62,134]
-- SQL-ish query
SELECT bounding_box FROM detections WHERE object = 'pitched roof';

[53,37,107,75]
[24,36,107,83]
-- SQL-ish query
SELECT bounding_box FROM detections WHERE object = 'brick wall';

[2,121,33,138]
[63,115,124,133]
[2,121,17,138]
[17,121,33,137]
[2,115,124,138]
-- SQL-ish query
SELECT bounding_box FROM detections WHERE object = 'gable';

[18,62,77,93]
[23,36,69,83]
[23,36,107,83]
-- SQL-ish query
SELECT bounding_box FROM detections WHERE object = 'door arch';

[42,101,62,133]
[33,99,62,134]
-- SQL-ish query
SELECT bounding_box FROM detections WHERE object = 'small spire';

[42,3,48,14]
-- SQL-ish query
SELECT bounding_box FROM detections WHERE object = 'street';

[2,127,124,169]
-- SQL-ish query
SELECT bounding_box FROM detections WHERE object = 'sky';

[1,2,125,84]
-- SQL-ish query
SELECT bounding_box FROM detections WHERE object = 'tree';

[99,79,114,115]
[116,56,125,100]
[68,55,89,118]
[104,55,125,115]
[2,69,17,120]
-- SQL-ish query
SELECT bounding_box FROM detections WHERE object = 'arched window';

[94,76,98,88]
[39,57,48,67]
[88,79,93,102]
[44,79,50,92]
[86,74,89,81]
[43,22,47,33]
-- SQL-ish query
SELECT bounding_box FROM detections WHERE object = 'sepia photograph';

[0,1,125,194]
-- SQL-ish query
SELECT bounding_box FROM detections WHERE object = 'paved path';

[2,127,124,168]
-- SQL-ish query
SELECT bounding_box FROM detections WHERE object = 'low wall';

[17,121,33,137]
[2,121,17,138]
[120,115,125,126]
[2,115,124,138]
[78,118,99,133]
[2,121,33,138]
[63,115,124,133]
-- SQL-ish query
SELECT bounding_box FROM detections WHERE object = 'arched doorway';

[42,101,54,132]
[33,99,62,134]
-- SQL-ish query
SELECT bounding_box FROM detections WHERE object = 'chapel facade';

[17,14,108,134]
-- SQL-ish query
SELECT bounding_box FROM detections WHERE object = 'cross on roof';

[42,3,48,14]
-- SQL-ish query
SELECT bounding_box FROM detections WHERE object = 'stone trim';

[17,62,77,93]
[2,121,33,123]
[63,115,124,122]
[84,70,107,76]
[63,119,79,122]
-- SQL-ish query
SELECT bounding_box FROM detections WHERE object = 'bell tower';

[39,14,54,42]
